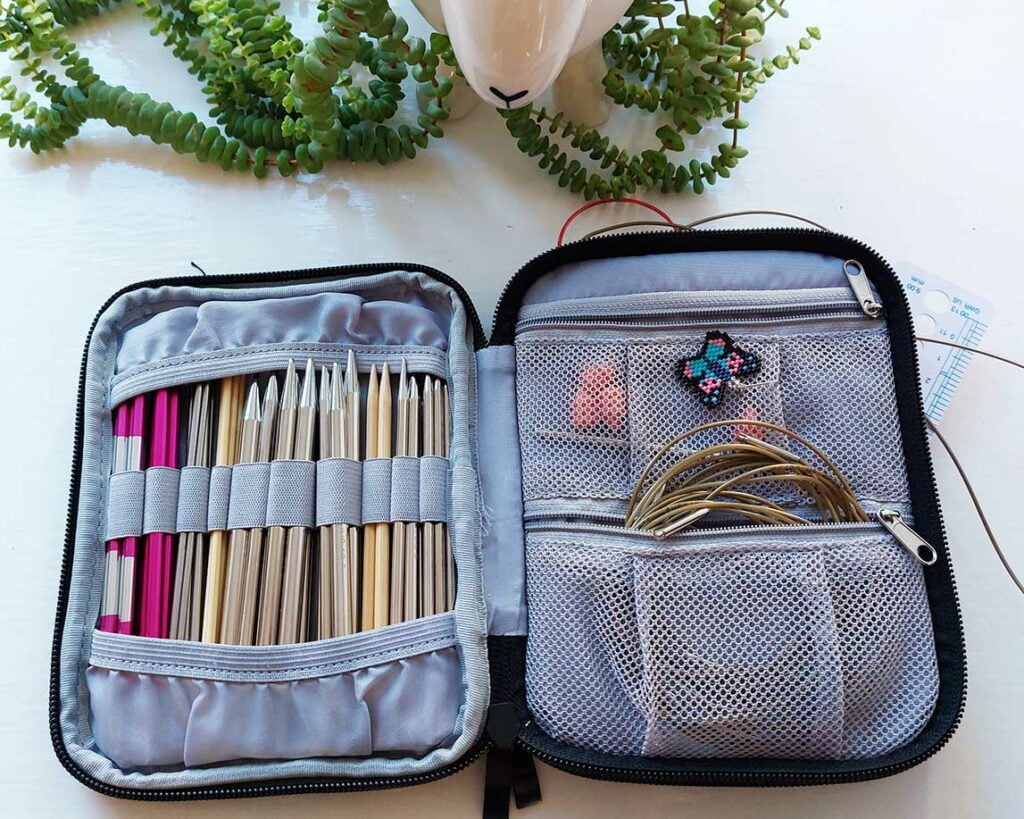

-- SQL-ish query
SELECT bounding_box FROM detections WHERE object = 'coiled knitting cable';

[626,419,869,538]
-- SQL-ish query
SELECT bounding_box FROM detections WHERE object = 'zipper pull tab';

[843,259,884,318]
[876,509,938,565]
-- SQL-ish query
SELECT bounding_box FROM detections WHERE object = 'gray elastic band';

[176,466,211,533]
[227,462,271,530]
[142,466,180,535]
[390,456,421,522]
[362,458,392,524]
[316,458,362,527]
[420,456,449,522]
[207,464,232,531]
[106,470,145,540]
[266,460,316,528]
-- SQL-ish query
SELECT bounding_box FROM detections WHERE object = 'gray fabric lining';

[141,467,179,535]
[475,346,528,636]
[176,466,210,533]
[266,460,316,528]
[361,458,392,524]
[521,251,879,304]
[206,464,232,531]
[87,614,463,769]
[419,456,449,523]
[90,611,456,681]
[105,471,145,540]
[315,457,362,527]
[227,462,271,530]
[390,456,420,522]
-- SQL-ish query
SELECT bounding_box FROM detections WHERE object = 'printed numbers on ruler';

[896,261,992,423]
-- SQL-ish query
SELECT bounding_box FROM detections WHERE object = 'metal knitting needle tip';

[282,359,298,408]
[739,435,801,463]
[244,380,261,422]
[259,375,278,463]
[300,358,316,408]
[654,507,710,539]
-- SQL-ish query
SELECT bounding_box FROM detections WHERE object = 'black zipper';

[491,228,967,787]
[49,261,489,799]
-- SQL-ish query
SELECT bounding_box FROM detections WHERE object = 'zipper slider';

[843,259,884,317]
[876,509,938,565]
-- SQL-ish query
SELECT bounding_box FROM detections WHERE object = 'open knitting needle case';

[51,228,966,815]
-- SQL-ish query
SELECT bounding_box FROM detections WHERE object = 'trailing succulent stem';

[499,0,818,198]
[0,0,816,196]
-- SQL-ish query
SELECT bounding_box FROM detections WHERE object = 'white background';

[2,2,1022,816]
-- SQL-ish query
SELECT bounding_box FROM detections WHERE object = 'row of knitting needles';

[101,353,452,644]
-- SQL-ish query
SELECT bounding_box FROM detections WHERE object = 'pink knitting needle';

[98,403,128,632]
[118,395,145,634]
[159,390,180,637]
[139,390,171,638]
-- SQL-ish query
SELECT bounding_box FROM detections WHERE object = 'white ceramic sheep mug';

[410,0,633,125]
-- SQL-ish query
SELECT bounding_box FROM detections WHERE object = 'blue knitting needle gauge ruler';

[896,262,992,423]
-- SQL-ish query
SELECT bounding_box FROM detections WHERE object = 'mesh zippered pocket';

[524,524,938,760]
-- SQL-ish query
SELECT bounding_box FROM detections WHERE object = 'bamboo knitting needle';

[421,376,435,618]
[317,365,333,640]
[201,375,243,642]
[220,381,261,644]
[361,364,379,631]
[278,359,317,644]
[372,362,392,630]
[389,359,408,625]
[117,394,146,635]
[403,377,420,623]
[345,351,361,632]
[443,382,454,610]
[330,361,352,637]
[256,361,297,645]
[432,377,445,614]
[238,374,277,645]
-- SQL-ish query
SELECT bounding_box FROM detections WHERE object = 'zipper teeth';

[525,517,879,539]
[520,309,864,331]
[496,227,966,785]
[49,262,488,800]
[515,304,865,332]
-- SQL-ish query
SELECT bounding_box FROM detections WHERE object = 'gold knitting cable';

[626,419,869,538]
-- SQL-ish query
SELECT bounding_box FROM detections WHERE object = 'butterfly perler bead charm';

[676,331,760,408]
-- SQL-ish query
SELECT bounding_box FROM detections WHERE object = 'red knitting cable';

[556,198,674,247]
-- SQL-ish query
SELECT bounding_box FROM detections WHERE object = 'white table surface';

[2,2,1022,816]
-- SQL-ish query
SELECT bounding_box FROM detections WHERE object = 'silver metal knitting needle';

[330,361,352,637]
[278,358,316,644]
[390,359,408,625]
[404,377,420,622]
[317,365,334,640]
[169,388,199,640]
[238,374,276,645]
[433,377,446,614]
[256,360,297,645]
[421,376,435,617]
[345,350,361,631]
[187,385,212,641]
[443,382,454,610]
[220,381,261,644]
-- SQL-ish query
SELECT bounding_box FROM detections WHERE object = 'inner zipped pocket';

[522,520,939,761]
[513,287,908,512]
